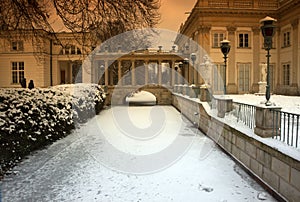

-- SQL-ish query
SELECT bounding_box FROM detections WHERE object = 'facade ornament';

[226,26,237,35]
[261,63,267,82]
[200,54,212,86]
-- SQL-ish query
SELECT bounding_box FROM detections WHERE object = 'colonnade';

[93,57,187,86]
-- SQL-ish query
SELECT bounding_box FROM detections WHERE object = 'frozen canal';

[1,106,277,202]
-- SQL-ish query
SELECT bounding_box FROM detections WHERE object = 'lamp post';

[260,16,277,106]
[220,39,231,95]
[191,53,196,84]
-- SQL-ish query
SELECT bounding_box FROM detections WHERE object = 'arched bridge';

[105,85,173,105]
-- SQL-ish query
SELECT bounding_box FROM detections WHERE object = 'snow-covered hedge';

[0,84,105,175]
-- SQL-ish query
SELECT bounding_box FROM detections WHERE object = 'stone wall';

[172,93,300,202]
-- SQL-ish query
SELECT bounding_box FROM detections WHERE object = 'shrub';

[0,83,105,176]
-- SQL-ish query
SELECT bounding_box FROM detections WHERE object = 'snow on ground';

[1,106,277,202]
[125,91,156,105]
[228,94,300,114]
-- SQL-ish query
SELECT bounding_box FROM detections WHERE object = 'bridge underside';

[105,85,173,105]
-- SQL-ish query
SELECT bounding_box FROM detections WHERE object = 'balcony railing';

[207,0,279,9]
[233,101,256,129]
[271,109,300,148]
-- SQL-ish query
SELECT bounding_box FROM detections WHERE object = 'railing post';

[215,96,233,118]
[199,85,211,102]
[254,105,282,138]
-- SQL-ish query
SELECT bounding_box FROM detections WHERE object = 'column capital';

[226,26,237,35]
[291,18,299,29]
[197,25,211,33]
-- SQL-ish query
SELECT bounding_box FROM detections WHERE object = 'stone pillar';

[254,105,282,138]
[118,60,122,85]
[199,86,211,102]
[193,63,198,85]
[291,19,299,89]
[109,61,114,86]
[188,61,193,85]
[184,62,189,84]
[171,60,175,86]
[215,96,233,118]
[91,56,96,83]
[131,60,135,85]
[252,26,261,93]
[105,60,108,86]
[145,60,149,85]
[226,26,237,93]
[158,60,162,85]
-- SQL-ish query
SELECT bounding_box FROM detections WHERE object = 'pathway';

[1,106,277,202]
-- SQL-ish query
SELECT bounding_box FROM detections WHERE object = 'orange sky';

[158,0,196,31]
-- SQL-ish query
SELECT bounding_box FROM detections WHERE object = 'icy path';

[1,106,277,202]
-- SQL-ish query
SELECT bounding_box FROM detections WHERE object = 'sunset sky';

[152,0,196,49]
[158,0,196,31]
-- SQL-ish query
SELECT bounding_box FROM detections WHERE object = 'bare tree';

[0,0,160,55]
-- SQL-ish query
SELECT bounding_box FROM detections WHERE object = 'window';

[283,63,290,85]
[11,41,24,51]
[283,31,290,47]
[12,62,25,84]
[238,63,250,92]
[238,33,249,48]
[212,32,225,48]
[60,45,82,55]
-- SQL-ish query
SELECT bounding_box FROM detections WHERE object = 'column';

[131,60,135,85]
[158,60,162,85]
[118,60,122,86]
[226,26,237,93]
[171,60,175,86]
[91,56,96,83]
[145,60,149,85]
[189,61,193,85]
[184,62,189,84]
[291,19,299,89]
[276,28,281,90]
[197,25,211,54]
[252,26,261,92]
[193,63,198,85]
[105,60,108,86]
[109,64,114,86]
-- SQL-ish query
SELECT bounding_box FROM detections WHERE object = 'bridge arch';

[106,84,173,106]
[123,90,157,106]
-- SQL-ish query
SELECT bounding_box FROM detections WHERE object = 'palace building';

[0,30,185,89]
[0,31,92,88]
[175,0,300,95]
[1,0,299,97]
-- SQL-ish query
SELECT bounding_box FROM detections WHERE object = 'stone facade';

[0,31,91,87]
[176,0,300,95]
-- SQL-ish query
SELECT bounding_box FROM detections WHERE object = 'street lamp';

[191,53,196,84]
[220,39,231,95]
[260,16,277,106]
